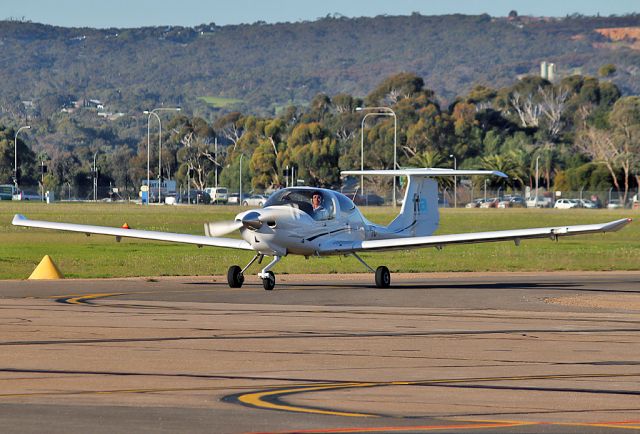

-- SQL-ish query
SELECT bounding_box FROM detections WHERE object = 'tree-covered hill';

[1,13,639,117]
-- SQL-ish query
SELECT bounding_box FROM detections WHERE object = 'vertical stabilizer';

[387,176,439,237]
[341,168,506,239]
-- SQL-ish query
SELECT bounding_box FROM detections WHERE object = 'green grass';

[0,202,638,279]
[198,96,244,107]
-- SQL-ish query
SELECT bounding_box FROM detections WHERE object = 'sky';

[2,0,639,28]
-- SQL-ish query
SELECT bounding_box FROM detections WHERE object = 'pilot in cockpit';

[311,191,329,220]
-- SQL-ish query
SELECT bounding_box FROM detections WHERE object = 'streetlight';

[534,155,541,207]
[14,125,31,194]
[449,154,457,208]
[356,106,397,207]
[144,107,181,204]
[239,154,245,205]
[484,178,488,202]
[93,152,98,202]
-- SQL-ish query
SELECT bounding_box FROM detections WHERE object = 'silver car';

[242,194,269,207]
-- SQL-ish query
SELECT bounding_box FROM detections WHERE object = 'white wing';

[12,214,254,250]
[357,218,632,252]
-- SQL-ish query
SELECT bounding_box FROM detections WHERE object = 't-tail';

[341,169,507,238]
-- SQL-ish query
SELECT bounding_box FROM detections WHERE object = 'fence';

[7,182,639,209]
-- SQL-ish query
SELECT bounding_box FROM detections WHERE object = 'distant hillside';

[1,13,639,116]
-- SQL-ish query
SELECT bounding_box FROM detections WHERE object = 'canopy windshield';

[265,188,335,220]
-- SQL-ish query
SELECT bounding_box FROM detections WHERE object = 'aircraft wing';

[356,218,632,252]
[12,214,254,250]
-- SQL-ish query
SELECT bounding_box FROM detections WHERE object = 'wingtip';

[12,214,26,224]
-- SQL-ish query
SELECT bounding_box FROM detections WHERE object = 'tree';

[609,96,640,203]
[287,122,340,187]
[575,127,622,199]
[598,64,616,77]
[409,150,453,189]
[366,72,426,106]
[214,112,245,150]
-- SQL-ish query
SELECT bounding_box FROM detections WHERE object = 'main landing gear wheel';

[375,266,391,288]
[227,265,244,288]
[262,271,275,291]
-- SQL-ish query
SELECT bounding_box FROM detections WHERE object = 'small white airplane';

[12,169,632,290]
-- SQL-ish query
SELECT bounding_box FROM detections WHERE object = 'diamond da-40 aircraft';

[12,169,632,290]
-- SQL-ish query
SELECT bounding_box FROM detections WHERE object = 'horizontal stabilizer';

[341,168,507,178]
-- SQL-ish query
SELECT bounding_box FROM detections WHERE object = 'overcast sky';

[2,0,638,28]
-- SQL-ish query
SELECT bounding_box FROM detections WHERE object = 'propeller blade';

[204,220,243,237]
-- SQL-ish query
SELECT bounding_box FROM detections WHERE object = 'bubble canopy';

[264,188,356,220]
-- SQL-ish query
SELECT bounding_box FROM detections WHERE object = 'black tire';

[227,265,244,288]
[242,201,248,206]
[375,266,391,288]
[262,271,275,291]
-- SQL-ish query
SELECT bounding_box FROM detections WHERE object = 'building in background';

[541,61,556,81]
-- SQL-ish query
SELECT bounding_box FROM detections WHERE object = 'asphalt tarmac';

[1,271,640,433]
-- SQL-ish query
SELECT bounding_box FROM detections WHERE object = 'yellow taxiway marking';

[236,372,640,418]
[239,383,379,418]
[59,293,126,304]
[51,287,224,305]
[247,422,534,433]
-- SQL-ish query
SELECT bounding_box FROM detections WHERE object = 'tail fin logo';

[419,197,427,213]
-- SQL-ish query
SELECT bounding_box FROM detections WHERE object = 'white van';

[205,187,229,204]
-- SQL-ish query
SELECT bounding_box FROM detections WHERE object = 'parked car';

[165,190,210,204]
[465,198,487,208]
[498,196,526,208]
[204,187,229,204]
[576,199,598,209]
[526,196,553,208]
[227,193,240,205]
[480,197,500,208]
[352,193,385,206]
[242,194,269,207]
[554,198,579,209]
[607,199,623,209]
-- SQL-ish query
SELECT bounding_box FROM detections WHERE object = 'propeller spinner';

[204,211,264,237]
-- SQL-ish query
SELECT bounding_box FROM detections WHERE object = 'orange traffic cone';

[29,255,64,280]
[121,223,130,229]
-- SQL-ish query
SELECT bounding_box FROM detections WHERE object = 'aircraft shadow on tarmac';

[182,280,640,294]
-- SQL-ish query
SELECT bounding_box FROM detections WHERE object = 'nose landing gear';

[261,271,275,290]
[227,254,281,290]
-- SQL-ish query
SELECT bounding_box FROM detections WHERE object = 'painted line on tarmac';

[52,288,223,305]
[54,293,126,305]
[235,383,380,418]
[229,372,640,419]
[245,420,535,433]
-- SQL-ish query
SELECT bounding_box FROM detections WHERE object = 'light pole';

[93,152,98,202]
[144,107,181,204]
[535,155,540,207]
[484,178,488,202]
[449,154,457,208]
[356,106,397,207]
[239,154,245,205]
[14,125,31,194]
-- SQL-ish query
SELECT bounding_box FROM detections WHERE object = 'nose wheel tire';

[375,266,391,288]
[227,265,244,288]
[262,271,276,291]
